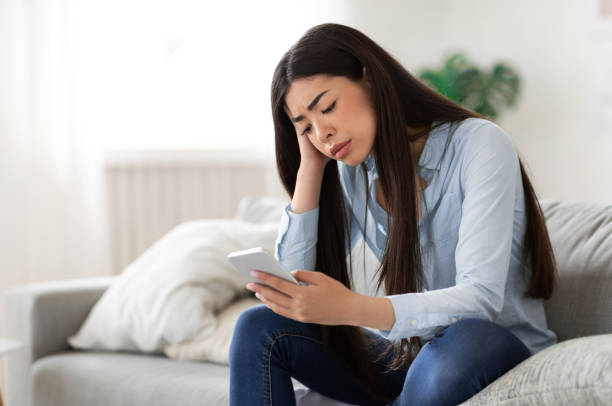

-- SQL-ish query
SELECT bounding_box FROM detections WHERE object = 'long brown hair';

[271,23,556,404]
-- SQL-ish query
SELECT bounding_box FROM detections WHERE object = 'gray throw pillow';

[460,334,612,405]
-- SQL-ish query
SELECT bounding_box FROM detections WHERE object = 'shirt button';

[411,319,418,326]
[451,317,457,323]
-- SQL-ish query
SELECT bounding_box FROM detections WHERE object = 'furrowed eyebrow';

[290,89,330,123]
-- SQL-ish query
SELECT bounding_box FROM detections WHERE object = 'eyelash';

[301,101,336,136]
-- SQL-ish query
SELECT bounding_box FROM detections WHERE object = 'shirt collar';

[364,120,450,177]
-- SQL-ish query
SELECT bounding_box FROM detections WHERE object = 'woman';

[229,23,558,406]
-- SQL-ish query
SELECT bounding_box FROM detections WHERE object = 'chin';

[348,151,369,167]
[338,156,361,167]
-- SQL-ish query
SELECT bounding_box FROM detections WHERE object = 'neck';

[410,138,426,167]
[372,123,430,189]
[406,123,430,163]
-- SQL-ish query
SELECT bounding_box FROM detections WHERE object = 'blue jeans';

[229,304,531,406]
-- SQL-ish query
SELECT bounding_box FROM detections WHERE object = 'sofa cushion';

[31,351,340,406]
[460,334,612,405]
[32,351,232,406]
[539,199,612,341]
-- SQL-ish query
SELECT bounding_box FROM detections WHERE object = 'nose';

[314,122,334,144]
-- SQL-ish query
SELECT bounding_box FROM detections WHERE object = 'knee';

[449,319,503,330]
[229,304,289,361]
[234,303,271,333]
[231,304,275,344]
[405,346,467,406]
[401,319,532,405]
[445,318,509,345]
[439,317,532,382]
[450,318,531,358]
[452,317,499,333]
[230,304,266,355]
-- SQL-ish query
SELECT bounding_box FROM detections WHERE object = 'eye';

[322,100,336,114]
[299,100,336,136]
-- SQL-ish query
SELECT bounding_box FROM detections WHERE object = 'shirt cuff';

[377,293,462,341]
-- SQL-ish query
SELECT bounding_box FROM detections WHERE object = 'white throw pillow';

[164,296,260,364]
[68,218,280,353]
[234,195,288,224]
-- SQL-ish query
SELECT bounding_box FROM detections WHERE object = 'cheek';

[341,100,374,135]
[355,106,376,142]
[352,90,376,130]
[358,102,376,131]
[309,135,329,155]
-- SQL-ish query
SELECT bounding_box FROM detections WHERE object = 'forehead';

[284,74,337,118]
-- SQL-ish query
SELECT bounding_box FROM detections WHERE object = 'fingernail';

[250,270,258,277]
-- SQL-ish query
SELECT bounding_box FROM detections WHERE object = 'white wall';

[72,0,612,203]
[71,0,350,153]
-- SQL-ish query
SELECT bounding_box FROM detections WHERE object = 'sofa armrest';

[3,276,116,406]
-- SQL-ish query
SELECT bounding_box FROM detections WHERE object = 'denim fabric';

[229,304,532,406]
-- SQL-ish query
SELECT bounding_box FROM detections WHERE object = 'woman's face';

[283,70,376,167]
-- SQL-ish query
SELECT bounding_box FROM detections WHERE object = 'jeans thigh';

[289,328,408,405]
[230,304,407,406]
[395,318,532,406]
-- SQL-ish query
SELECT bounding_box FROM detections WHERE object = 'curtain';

[0,0,111,297]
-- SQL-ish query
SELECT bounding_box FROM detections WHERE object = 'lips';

[331,140,351,156]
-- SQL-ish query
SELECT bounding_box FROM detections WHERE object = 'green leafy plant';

[418,53,521,120]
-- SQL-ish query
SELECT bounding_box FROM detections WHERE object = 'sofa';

[3,198,612,406]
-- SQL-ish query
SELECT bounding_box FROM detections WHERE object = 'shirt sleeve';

[274,203,319,272]
[274,198,363,272]
[378,122,519,341]
[275,162,364,273]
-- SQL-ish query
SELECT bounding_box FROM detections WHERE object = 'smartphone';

[227,247,308,288]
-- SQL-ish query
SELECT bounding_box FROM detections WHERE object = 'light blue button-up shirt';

[275,117,558,355]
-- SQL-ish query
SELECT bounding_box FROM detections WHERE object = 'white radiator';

[104,150,284,273]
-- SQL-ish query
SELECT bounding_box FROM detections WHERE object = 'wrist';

[344,292,367,326]
[298,162,327,177]
[345,292,373,326]
[346,294,395,331]
[292,165,326,214]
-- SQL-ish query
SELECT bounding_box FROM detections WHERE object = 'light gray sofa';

[3,199,612,406]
